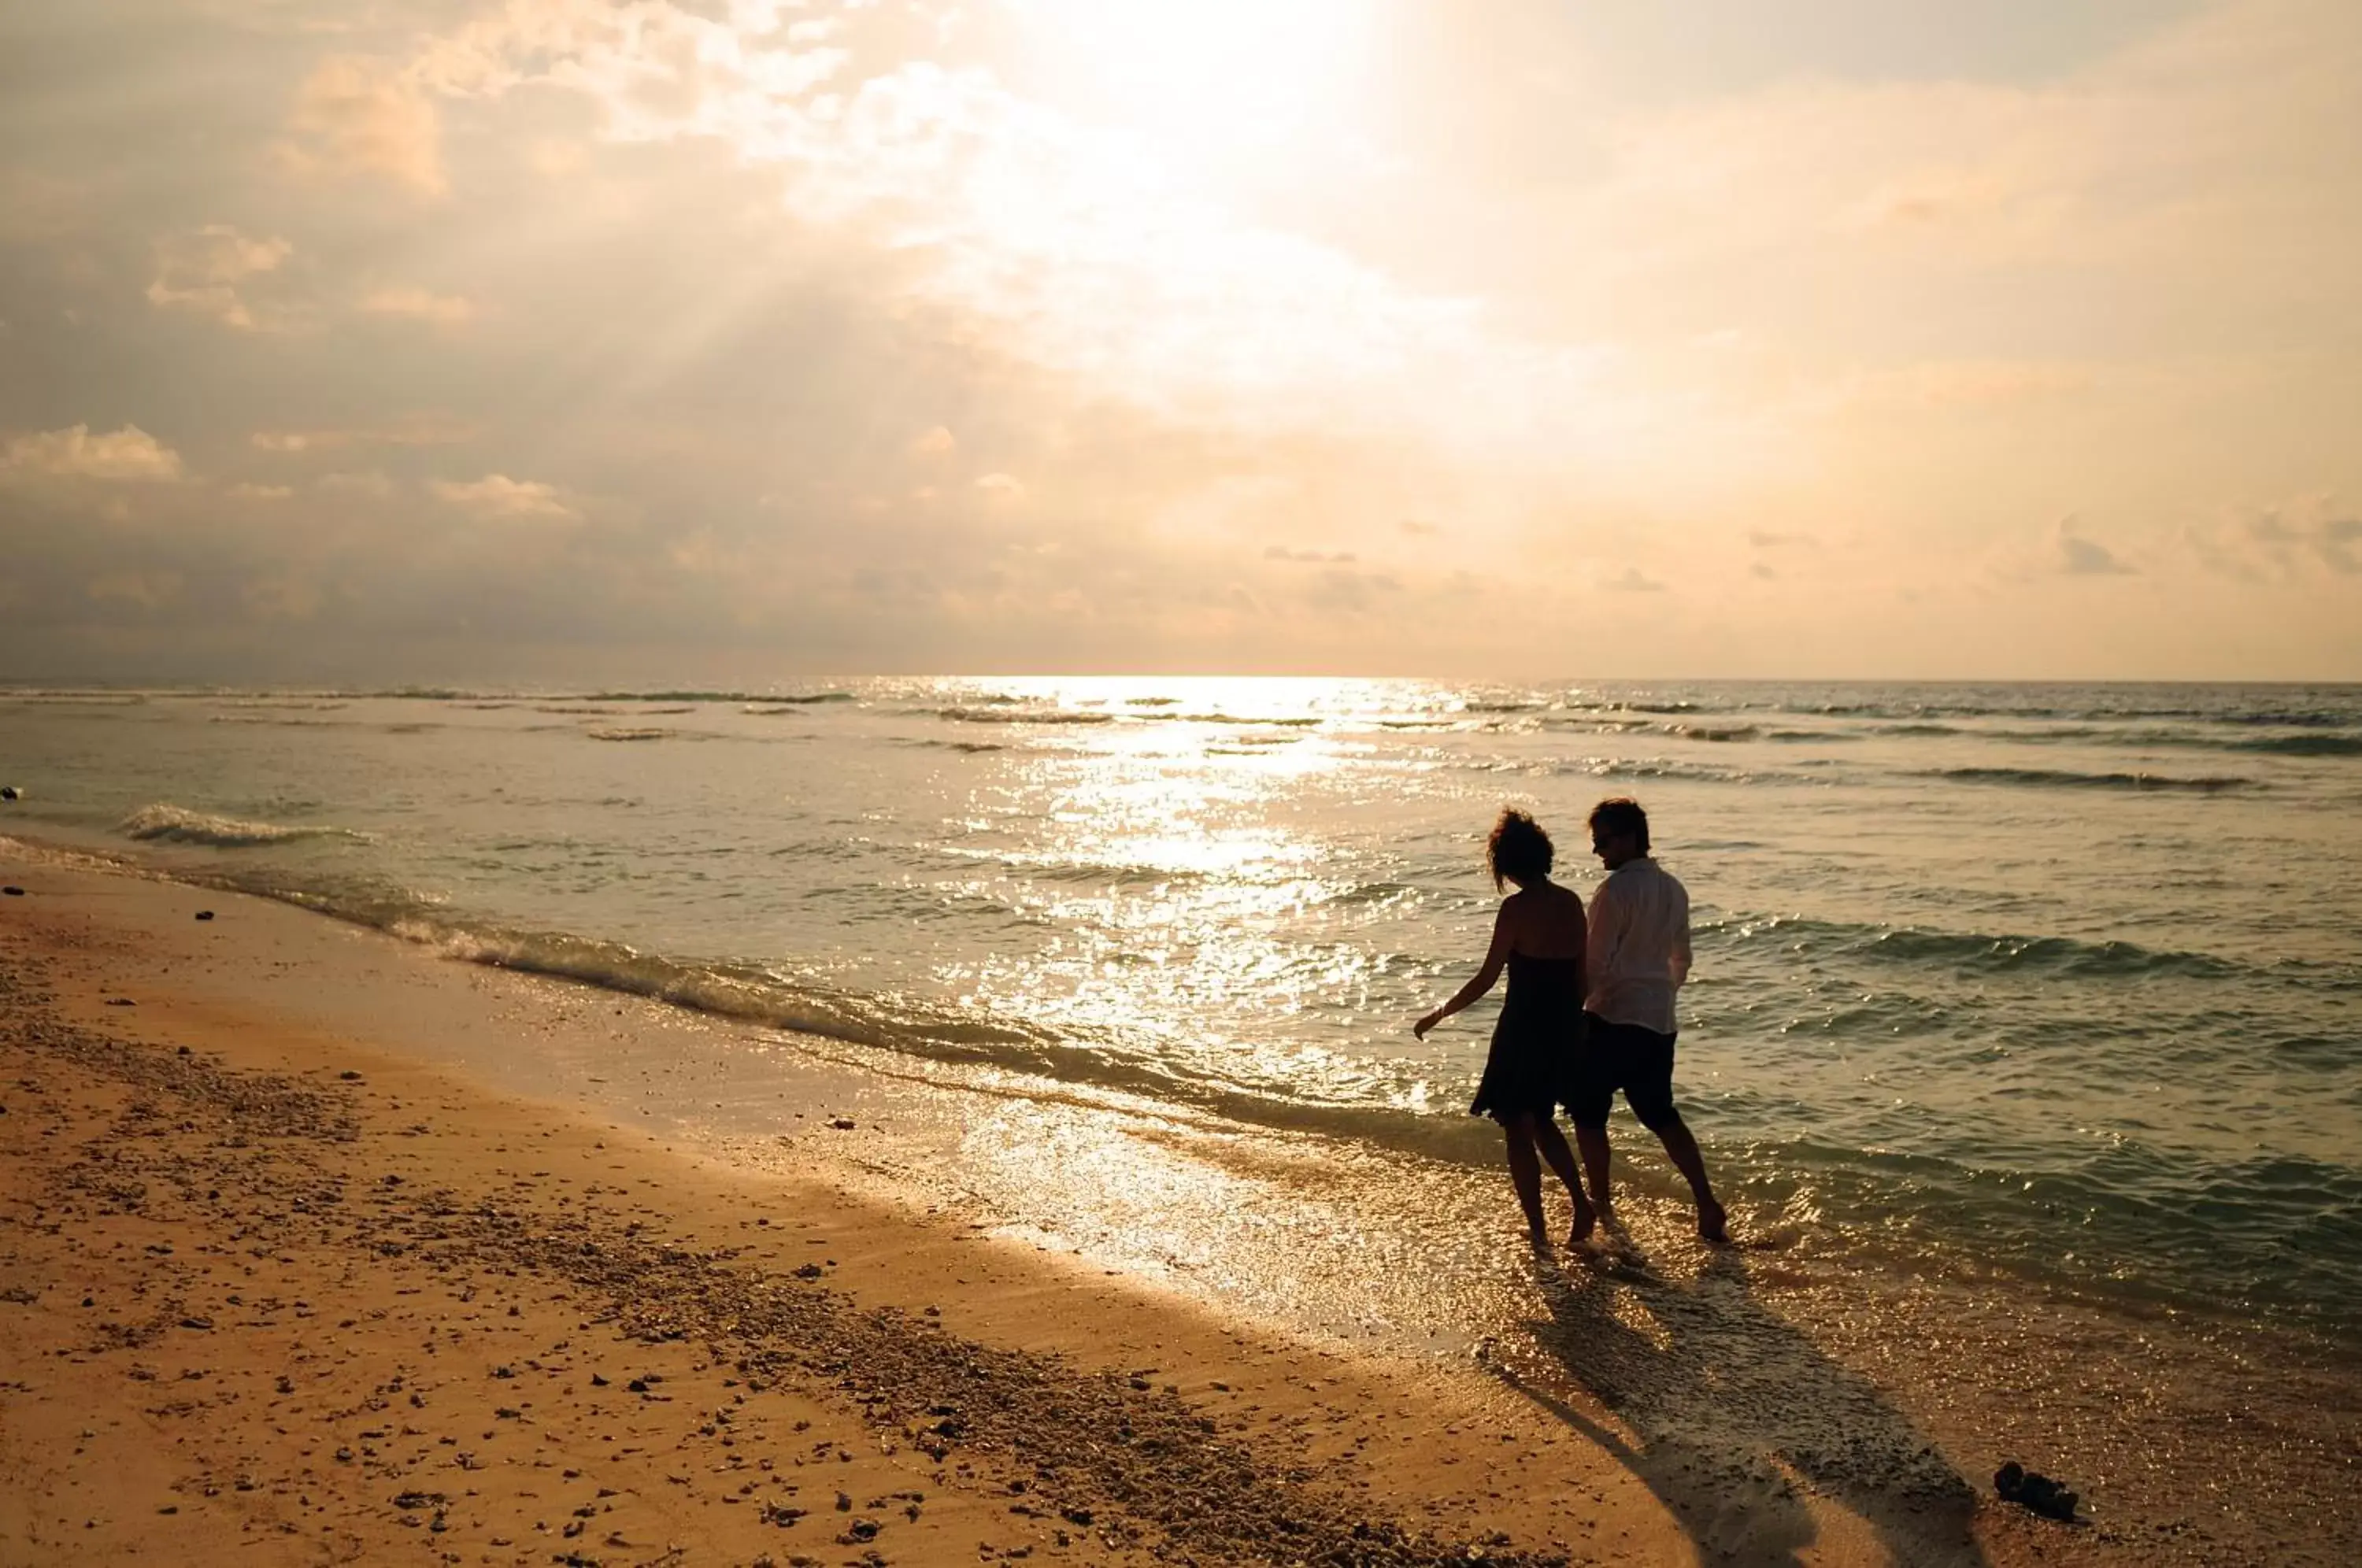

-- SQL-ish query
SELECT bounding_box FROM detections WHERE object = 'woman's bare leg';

[1501,1115,1548,1241]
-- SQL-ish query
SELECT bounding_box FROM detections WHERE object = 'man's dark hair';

[1588,797,1651,855]
[1487,808,1553,890]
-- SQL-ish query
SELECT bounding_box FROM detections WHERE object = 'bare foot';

[1568,1197,1599,1246]
[1697,1198,1730,1244]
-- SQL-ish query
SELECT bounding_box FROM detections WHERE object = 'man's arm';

[1586,875,1624,996]
[1668,878,1691,989]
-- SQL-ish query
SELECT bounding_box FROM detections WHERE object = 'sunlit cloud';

[276,54,445,195]
[0,0,2356,680]
[145,226,293,330]
[357,285,473,325]
[1,424,186,483]
[430,474,576,520]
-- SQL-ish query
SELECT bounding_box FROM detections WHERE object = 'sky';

[1,0,2357,683]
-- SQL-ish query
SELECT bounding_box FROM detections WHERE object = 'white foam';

[117,802,366,849]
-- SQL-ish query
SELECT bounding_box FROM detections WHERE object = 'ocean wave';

[1546,756,1756,784]
[933,706,1116,726]
[118,803,368,849]
[1538,714,1657,732]
[586,727,673,742]
[739,693,856,711]
[590,689,852,704]
[212,698,350,712]
[1918,765,2257,793]
[2230,733,2362,757]
[1667,723,1760,741]
[1710,914,2308,985]
[0,690,152,705]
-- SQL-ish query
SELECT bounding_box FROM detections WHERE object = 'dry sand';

[0,851,2249,1566]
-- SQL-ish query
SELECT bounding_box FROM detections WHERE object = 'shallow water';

[4,676,2358,1344]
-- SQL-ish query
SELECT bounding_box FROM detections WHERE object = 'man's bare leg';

[1652,1115,1727,1242]
[1573,1121,1613,1222]
[1533,1118,1598,1242]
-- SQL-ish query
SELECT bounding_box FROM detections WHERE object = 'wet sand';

[2,845,2351,1566]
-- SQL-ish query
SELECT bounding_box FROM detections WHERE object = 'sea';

[5,677,2360,1355]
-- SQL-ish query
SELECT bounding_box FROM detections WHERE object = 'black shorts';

[1567,1013,1682,1130]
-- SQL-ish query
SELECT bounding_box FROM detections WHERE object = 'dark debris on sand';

[3,953,1565,1568]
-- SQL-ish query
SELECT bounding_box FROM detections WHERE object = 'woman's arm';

[1413,905,1514,1039]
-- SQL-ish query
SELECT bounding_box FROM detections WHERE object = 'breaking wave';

[118,803,369,849]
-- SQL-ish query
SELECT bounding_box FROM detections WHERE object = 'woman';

[1415,808,1597,1245]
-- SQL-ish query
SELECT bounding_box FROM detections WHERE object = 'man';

[1568,797,1727,1243]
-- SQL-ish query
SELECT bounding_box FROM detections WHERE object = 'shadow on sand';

[1494,1238,1990,1568]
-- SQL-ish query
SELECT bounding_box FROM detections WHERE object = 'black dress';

[1468,952,1584,1124]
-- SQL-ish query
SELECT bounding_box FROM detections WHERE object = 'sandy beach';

[2,843,2349,1567]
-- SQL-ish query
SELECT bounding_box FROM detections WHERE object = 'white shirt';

[1585,856,1691,1034]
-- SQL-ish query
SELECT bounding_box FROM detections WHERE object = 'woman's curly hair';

[1486,808,1553,891]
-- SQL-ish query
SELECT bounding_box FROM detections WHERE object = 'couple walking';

[1414,798,1727,1247]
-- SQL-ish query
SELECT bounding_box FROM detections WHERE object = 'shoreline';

[2,845,2353,1565]
[12,822,2352,1356]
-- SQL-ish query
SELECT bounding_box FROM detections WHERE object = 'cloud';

[243,575,324,620]
[317,470,396,499]
[2055,517,2135,575]
[278,55,444,196]
[908,426,957,459]
[0,424,184,482]
[1265,545,1359,564]
[87,571,184,609]
[1302,564,1405,613]
[227,482,294,501]
[1398,519,1438,537]
[1748,530,1817,548]
[972,472,1026,505]
[145,226,292,330]
[252,414,477,452]
[1602,567,1668,592]
[2324,519,2362,573]
[2192,497,2362,579]
[358,286,473,325]
[430,474,575,520]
